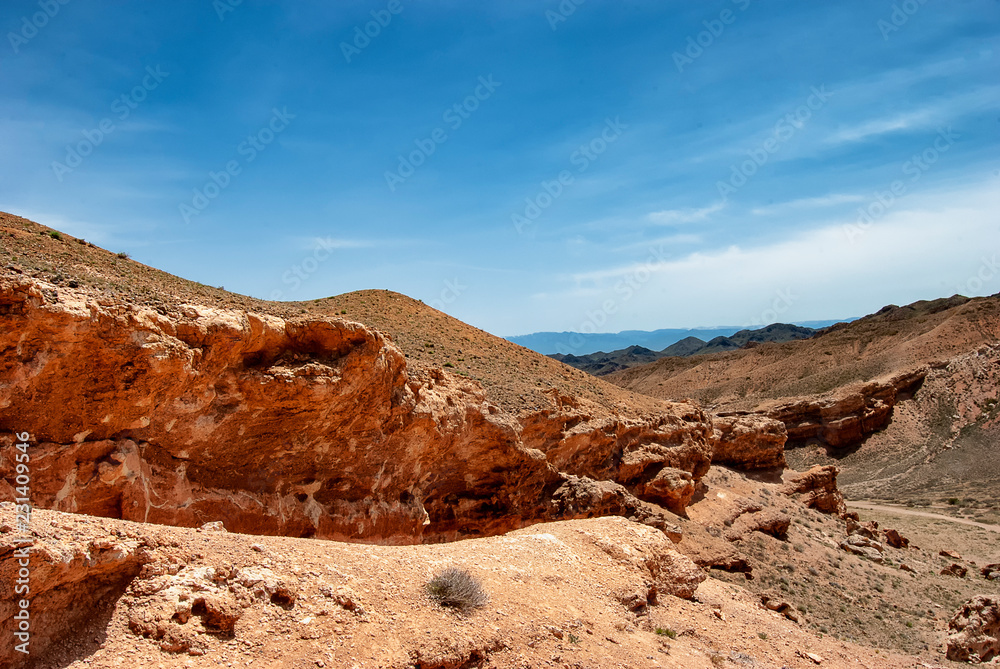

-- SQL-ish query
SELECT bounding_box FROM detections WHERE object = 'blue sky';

[1,1,998,337]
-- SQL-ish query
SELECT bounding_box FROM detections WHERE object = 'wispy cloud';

[825,110,936,145]
[291,236,374,251]
[647,201,725,225]
[751,193,866,216]
[611,233,701,254]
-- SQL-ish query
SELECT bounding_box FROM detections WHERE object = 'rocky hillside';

[608,294,1000,506]
[551,323,818,376]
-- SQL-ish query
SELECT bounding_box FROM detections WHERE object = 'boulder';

[638,467,695,514]
[882,528,909,549]
[780,466,847,516]
[946,596,1000,663]
[760,593,800,622]
[941,563,968,578]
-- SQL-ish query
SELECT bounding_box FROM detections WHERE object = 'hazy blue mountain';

[507,320,848,356]
[544,322,843,376]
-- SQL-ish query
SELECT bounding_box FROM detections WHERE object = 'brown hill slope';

[608,294,998,410]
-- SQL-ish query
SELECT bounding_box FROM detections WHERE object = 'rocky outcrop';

[725,509,791,542]
[519,392,714,501]
[946,595,1000,663]
[779,465,847,516]
[840,535,885,563]
[0,515,149,666]
[0,274,719,543]
[711,413,787,470]
[760,592,800,622]
[547,476,682,541]
[765,371,926,450]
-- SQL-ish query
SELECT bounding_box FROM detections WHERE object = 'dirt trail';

[849,502,1000,533]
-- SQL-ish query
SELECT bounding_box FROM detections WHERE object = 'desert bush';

[426,567,488,611]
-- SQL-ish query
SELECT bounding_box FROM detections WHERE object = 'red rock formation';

[947,595,1000,663]
[779,465,847,516]
[765,371,926,450]
[0,275,718,542]
[882,528,909,549]
[519,393,714,496]
[711,413,787,470]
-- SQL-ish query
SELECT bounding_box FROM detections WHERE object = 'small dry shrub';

[426,567,488,611]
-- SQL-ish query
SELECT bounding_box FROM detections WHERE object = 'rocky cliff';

[0,272,743,543]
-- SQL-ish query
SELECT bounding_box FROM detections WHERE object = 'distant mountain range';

[506,320,848,357]
[546,323,823,376]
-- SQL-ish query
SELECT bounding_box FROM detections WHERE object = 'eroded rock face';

[780,465,847,516]
[947,595,1000,663]
[519,393,714,499]
[0,275,719,542]
[711,413,787,470]
[0,521,147,667]
[766,371,926,451]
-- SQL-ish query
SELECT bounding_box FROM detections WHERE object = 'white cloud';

[647,201,725,225]
[751,193,866,216]
[825,110,936,145]
[540,179,1000,331]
